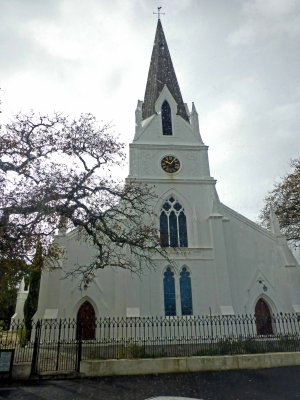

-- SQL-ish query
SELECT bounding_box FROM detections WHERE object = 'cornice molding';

[126,177,216,185]
[130,143,208,151]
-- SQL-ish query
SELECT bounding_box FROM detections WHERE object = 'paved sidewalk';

[1,366,300,399]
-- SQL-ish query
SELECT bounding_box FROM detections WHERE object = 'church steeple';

[142,19,189,123]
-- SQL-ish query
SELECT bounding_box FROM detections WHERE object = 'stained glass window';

[178,212,188,247]
[160,197,188,248]
[164,267,176,316]
[162,100,172,135]
[169,210,178,247]
[180,266,193,316]
[160,212,169,247]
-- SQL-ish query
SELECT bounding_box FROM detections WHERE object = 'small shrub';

[0,320,10,331]
[17,324,28,347]
[82,347,104,360]
[278,335,300,352]
[150,351,169,358]
[241,338,262,354]
[117,343,146,359]
[219,339,234,355]
[194,347,221,357]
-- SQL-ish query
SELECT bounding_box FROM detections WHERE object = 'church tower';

[128,18,235,316]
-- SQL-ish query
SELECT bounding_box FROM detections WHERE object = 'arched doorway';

[77,301,96,340]
[255,298,273,335]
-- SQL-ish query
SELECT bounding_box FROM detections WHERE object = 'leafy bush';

[24,242,42,341]
[17,324,28,347]
[117,343,146,359]
[82,347,105,360]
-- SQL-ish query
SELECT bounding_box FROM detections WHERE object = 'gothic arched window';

[161,100,172,135]
[160,197,188,248]
[180,266,193,316]
[163,267,176,316]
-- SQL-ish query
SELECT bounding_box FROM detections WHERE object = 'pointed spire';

[269,207,281,235]
[191,102,203,142]
[142,19,189,123]
[270,207,282,236]
[134,100,143,138]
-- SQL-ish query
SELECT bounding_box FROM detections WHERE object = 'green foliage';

[194,339,242,356]
[278,334,300,351]
[17,324,27,347]
[82,348,105,360]
[242,338,263,353]
[260,158,300,247]
[117,343,146,359]
[0,320,6,331]
[0,288,17,330]
[0,258,28,324]
[23,242,42,340]
[193,336,300,357]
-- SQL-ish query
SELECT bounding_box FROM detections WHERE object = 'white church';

[14,19,300,337]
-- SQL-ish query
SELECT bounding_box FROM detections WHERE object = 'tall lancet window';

[160,197,188,248]
[163,267,176,316]
[161,100,172,135]
[180,266,193,316]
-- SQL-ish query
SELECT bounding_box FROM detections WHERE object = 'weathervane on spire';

[153,6,165,20]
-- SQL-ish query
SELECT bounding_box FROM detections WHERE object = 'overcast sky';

[1,0,299,223]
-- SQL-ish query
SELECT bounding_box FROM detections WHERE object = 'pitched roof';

[142,19,190,123]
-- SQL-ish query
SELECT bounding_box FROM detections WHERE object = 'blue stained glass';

[178,212,188,247]
[174,202,181,211]
[162,101,172,135]
[180,267,193,316]
[164,267,176,316]
[169,210,178,247]
[160,211,169,247]
[163,202,171,211]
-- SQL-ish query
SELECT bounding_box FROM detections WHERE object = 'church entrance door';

[77,301,96,340]
[255,298,273,335]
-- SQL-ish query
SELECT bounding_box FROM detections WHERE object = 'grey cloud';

[0,0,63,73]
[1,0,299,222]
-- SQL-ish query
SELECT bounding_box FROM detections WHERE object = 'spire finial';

[153,6,165,20]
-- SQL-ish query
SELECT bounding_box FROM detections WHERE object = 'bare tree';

[0,112,166,278]
[260,158,300,247]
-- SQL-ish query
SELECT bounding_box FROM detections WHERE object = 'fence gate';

[31,320,81,375]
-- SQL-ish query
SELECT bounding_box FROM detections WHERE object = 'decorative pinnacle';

[153,6,165,20]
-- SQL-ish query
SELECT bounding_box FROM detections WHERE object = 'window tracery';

[160,197,188,247]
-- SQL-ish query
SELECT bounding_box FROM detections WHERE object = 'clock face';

[161,155,181,173]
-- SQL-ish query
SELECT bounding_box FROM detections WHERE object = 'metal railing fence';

[1,313,300,373]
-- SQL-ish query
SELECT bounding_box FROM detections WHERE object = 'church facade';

[14,20,300,329]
